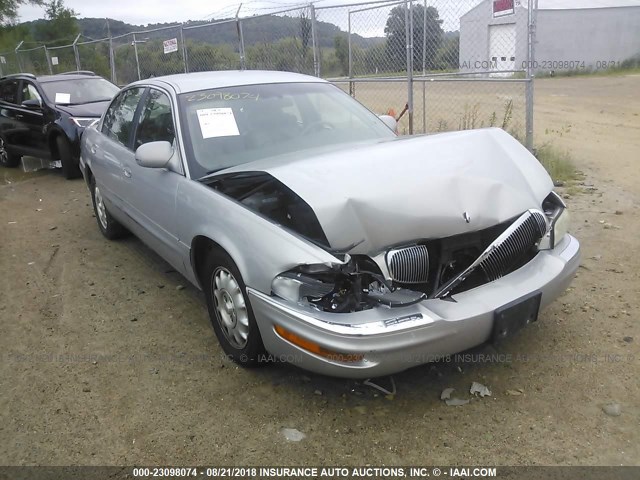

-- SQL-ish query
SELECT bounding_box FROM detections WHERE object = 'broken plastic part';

[470,382,492,397]
[440,388,455,400]
[22,157,61,173]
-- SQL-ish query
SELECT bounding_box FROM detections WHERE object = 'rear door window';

[0,80,19,105]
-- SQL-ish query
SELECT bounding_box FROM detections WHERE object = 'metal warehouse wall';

[536,6,640,71]
[459,2,529,74]
[460,2,640,75]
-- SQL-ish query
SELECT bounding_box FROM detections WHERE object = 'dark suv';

[0,71,119,178]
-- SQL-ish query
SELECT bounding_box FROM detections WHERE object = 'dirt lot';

[1,74,639,466]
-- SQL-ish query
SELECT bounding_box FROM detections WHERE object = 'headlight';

[272,268,358,313]
[272,259,425,313]
[70,117,99,128]
[540,191,570,249]
[552,207,570,246]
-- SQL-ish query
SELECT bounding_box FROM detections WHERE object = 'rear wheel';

[203,248,266,367]
[90,178,128,240]
[56,136,81,179]
[0,136,21,168]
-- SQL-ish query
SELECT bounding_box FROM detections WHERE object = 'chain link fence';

[0,51,21,76]
[183,20,241,72]
[0,0,535,146]
[46,44,76,74]
[76,38,112,79]
[242,5,316,75]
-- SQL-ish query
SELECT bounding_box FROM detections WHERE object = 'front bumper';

[249,234,580,378]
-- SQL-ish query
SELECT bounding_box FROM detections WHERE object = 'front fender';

[176,179,343,294]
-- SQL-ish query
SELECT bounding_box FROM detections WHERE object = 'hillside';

[18,16,384,49]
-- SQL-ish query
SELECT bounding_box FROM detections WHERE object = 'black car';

[0,71,119,178]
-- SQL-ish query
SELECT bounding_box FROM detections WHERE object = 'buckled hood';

[216,128,553,254]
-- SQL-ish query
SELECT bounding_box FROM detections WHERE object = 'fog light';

[274,325,363,363]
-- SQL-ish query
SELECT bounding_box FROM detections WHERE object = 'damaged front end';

[271,192,569,313]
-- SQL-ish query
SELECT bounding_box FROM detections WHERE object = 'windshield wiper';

[198,167,233,181]
[81,99,112,104]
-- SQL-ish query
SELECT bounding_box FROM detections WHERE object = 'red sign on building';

[493,0,515,17]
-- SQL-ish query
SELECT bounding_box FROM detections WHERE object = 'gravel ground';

[0,74,638,466]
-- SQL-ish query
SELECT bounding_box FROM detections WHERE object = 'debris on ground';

[506,389,523,396]
[281,428,306,442]
[445,397,470,406]
[176,285,185,290]
[354,406,368,415]
[314,389,322,396]
[602,403,622,417]
[470,382,492,397]
[440,388,455,400]
[363,377,396,396]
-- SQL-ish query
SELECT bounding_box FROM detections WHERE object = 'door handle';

[123,167,132,178]
[16,114,24,120]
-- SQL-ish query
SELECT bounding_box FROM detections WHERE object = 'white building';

[459,0,640,74]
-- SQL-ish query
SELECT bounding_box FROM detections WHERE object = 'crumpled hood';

[224,128,553,254]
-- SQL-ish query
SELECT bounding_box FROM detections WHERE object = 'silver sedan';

[80,71,580,378]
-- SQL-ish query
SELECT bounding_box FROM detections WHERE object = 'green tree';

[0,0,43,25]
[334,34,348,76]
[384,3,443,71]
[434,34,459,70]
[34,0,79,46]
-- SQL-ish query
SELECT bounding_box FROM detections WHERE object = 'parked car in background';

[80,70,580,378]
[0,71,119,178]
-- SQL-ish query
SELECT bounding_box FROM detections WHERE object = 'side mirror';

[378,114,397,133]
[135,141,173,169]
[21,99,42,110]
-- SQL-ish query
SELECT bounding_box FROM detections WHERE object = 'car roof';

[0,72,102,83]
[131,70,327,94]
[36,73,101,83]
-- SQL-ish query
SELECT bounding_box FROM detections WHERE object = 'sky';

[16,0,377,25]
[17,0,484,35]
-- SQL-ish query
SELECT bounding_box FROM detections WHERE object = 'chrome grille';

[479,210,547,281]
[434,209,548,298]
[386,245,429,284]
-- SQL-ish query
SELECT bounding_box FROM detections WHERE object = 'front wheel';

[203,249,266,367]
[56,136,81,179]
[0,136,21,168]
[90,178,129,240]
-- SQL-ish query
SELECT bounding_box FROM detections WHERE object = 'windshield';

[178,82,395,179]
[41,78,120,105]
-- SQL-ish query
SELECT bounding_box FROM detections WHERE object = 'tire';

[203,248,266,367]
[56,136,81,180]
[0,136,21,168]
[90,177,129,240]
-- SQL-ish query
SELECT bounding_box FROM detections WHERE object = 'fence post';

[525,0,537,151]
[405,0,414,134]
[44,46,53,74]
[348,11,353,96]
[309,3,320,77]
[15,41,24,72]
[72,33,81,70]
[180,24,188,73]
[236,5,246,70]
[132,32,142,81]
[109,37,116,84]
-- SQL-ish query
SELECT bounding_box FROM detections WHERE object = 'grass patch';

[534,143,579,185]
